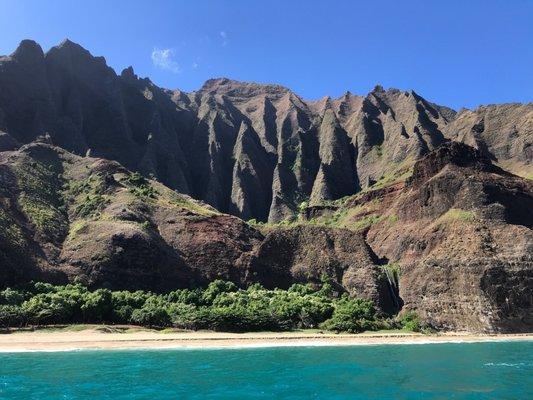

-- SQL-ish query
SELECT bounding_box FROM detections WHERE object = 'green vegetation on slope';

[166,191,218,216]
[13,155,68,241]
[0,280,421,333]
[0,208,26,250]
[439,208,476,222]
[123,172,159,200]
[65,174,110,219]
[250,199,393,234]
[3,145,220,254]
[364,165,413,192]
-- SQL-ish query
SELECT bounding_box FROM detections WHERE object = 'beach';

[0,327,531,352]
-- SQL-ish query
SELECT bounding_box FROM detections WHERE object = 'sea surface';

[0,341,531,399]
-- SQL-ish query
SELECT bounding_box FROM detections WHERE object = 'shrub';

[111,290,150,322]
[202,280,238,305]
[0,305,26,327]
[0,279,385,332]
[125,172,159,199]
[113,305,134,323]
[298,201,309,215]
[165,288,203,305]
[31,282,57,294]
[75,194,108,218]
[0,288,26,305]
[81,289,113,322]
[22,293,80,325]
[168,303,199,329]
[130,298,171,328]
[398,310,423,332]
[318,274,334,297]
[288,283,315,296]
[125,172,146,187]
[320,297,376,333]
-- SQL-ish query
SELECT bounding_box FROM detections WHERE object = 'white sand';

[0,328,531,352]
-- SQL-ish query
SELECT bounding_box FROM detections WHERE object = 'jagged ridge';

[0,39,531,225]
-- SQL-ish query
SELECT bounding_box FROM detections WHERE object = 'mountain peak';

[55,38,88,52]
[47,38,95,60]
[58,38,75,46]
[120,66,137,80]
[45,39,110,71]
[409,141,502,186]
[11,39,44,63]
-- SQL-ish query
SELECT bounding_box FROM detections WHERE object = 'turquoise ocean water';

[0,341,531,399]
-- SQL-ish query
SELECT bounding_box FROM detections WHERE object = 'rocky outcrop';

[0,139,531,331]
[2,39,530,223]
[0,142,263,291]
[250,226,397,313]
[295,141,532,332]
[444,104,533,177]
[357,142,533,332]
[0,143,394,309]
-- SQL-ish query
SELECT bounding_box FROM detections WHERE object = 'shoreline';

[0,328,531,352]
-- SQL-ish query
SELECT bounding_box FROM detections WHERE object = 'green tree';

[318,273,334,297]
[320,297,375,333]
[130,297,171,327]
[0,305,26,327]
[165,288,203,305]
[0,280,390,333]
[202,280,238,305]
[81,289,113,322]
[0,288,26,305]
[398,310,423,332]
[22,293,78,325]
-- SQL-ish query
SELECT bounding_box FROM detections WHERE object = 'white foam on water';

[484,362,531,368]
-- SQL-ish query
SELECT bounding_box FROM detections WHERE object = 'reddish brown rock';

[250,225,397,313]
[361,142,533,332]
[2,40,528,223]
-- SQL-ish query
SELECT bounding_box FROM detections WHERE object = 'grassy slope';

[1,146,219,255]
[250,163,413,234]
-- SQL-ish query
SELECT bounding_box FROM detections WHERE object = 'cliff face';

[0,143,390,306]
[1,141,530,331]
[2,40,530,223]
[250,226,398,314]
[0,39,532,333]
[0,142,260,291]
[444,104,533,178]
[351,142,533,332]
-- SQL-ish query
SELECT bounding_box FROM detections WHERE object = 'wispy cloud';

[151,48,181,73]
[219,31,228,47]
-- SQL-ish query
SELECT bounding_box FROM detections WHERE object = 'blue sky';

[1,0,531,109]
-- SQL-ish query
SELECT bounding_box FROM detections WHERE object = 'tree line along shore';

[0,279,423,333]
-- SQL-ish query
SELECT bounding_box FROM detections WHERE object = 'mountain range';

[0,39,531,332]
[1,39,531,222]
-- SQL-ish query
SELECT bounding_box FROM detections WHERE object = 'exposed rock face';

[0,132,20,151]
[0,143,394,311]
[444,104,533,177]
[2,40,530,223]
[0,142,263,291]
[250,226,397,313]
[0,139,531,331]
[296,141,532,332]
[360,142,533,332]
[0,39,531,333]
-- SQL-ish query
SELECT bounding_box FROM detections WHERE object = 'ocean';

[0,341,531,399]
